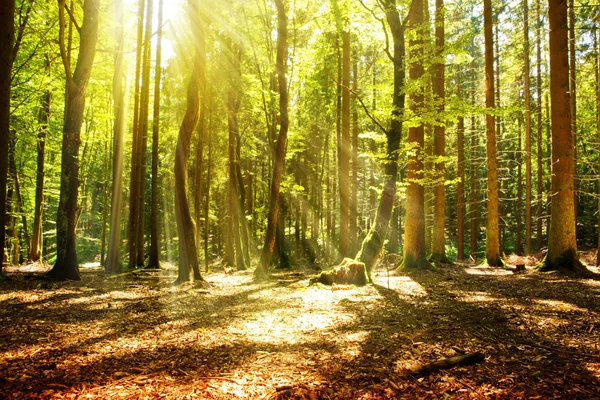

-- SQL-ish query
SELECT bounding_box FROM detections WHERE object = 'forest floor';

[1,254,600,399]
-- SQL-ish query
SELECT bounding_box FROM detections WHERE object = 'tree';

[174,0,205,283]
[539,0,584,272]
[148,0,163,269]
[356,0,409,276]
[339,30,350,259]
[256,0,289,278]
[402,0,427,269]
[483,0,502,267]
[46,0,100,281]
[523,0,533,255]
[106,0,127,274]
[0,0,15,273]
[430,0,446,263]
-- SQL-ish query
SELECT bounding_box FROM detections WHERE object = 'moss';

[536,249,586,272]
[310,258,368,286]
[484,255,504,267]
[356,229,383,279]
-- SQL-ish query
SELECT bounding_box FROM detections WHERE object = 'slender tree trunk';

[431,0,446,263]
[256,0,289,277]
[536,0,544,249]
[204,100,212,272]
[175,0,205,283]
[403,0,427,269]
[470,103,479,260]
[350,49,359,255]
[339,30,350,259]
[483,0,502,266]
[105,0,126,274]
[30,59,51,262]
[357,0,406,276]
[457,70,465,261]
[0,0,14,272]
[595,26,600,264]
[148,0,163,269]
[128,0,145,269]
[135,0,154,267]
[540,0,583,271]
[517,114,523,255]
[46,0,100,281]
[524,0,532,255]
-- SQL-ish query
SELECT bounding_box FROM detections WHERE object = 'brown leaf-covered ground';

[1,255,600,399]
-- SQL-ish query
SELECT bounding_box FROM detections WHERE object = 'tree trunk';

[403,0,427,269]
[470,107,479,260]
[536,0,544,250]
[204,101,212,272]
[105,0,126,274]
[0,0,14,272]
[568,0,577,223]
[46,0,99,281]
[135,0,154,267]
[256,0,289,277]
[457,69,465,261]
[128,0,145,269]
[174,0,205,283]
[539,0,583,272]
[524,0,532,255]
[483,0,502,266]
[357,0,406,276]
[339,30,350,259]
[30,59,51,262]
[350,48,359,255]
[148,0,164,269]
[431,0,446,263]
[595,26,600,264]
[517,115,523,255]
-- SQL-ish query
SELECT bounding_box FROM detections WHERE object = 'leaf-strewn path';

[1,260,600,399]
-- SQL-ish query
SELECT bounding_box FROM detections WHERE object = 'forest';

[1,0,600,398]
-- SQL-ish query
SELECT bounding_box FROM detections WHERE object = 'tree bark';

[457,70,465,261]
[106,0,126,274]
[46,0,99,281]
[0,0,14,272]
[256,0,289,277]
[135,0,154,267]
[174,0,205,283]
[524,0,532,255]
[148,0,164,269]
[30,58,51,262]
[402,0,427,269]
[128,0,145,269]
[483,0,502,266]
[431,0,446,263]
[357,0,407,276]
[536,0,544,250]
[539,0,583,272]
[350,47,359,256]
[339,30,350,259]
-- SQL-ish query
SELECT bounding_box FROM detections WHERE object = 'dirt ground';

[1,256,600,399]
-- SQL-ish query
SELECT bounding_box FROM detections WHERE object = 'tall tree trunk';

[536,0,544,249]
[174,0,205,283]
[0,0,14,272]
[540,0,583,271]
[431,0,446,263]
[483,0,502,266]
[46,0,100,281]
[568,0,577,223]
[595,26,600,264]
[148,0,164,269]
[357,0,407,276]
[517,114,523,255]
[204,99,212,272]
[30,58,51,262]
[524,0,533,255]
[256,0,289,277]
[470,100,479,260]
[403,0,427,269]
[106,0,126,274]
[350,48,359,255]
[128,0,145,269]
[339,30,350,259]
[457,70,465,261]
[136,0,154,267]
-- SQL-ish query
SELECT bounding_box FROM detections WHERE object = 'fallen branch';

[409,352,485,376]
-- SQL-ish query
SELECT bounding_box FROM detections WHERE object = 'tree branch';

[334,77,389,136]
[64,3,82,35]
[57,0,74,87]
[358,0,394,63]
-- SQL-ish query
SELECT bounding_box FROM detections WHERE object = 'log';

[409,352,484,376]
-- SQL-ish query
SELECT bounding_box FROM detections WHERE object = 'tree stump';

[310,258,368,286]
